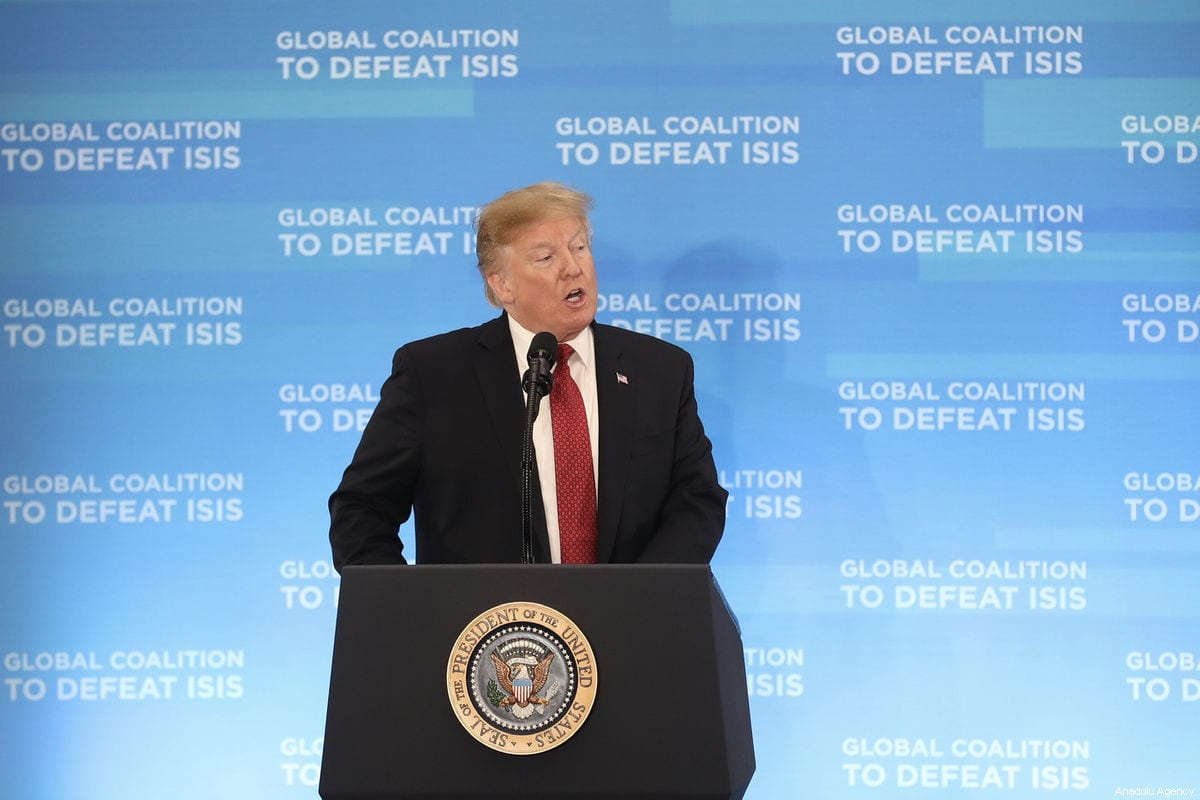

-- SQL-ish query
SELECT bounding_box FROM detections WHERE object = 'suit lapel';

[593,325,635,562]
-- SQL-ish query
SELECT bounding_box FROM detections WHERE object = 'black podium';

[320,564,754,800]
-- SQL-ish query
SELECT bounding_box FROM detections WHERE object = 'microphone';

[523,331,557,397]
[519,331,557,564]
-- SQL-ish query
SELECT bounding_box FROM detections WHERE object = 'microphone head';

[527,331,558,367]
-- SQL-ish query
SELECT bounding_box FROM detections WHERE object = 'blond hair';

[474,182,593,307]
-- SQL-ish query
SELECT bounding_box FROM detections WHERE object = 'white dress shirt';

[506,317,599,563]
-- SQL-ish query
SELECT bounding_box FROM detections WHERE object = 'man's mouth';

[565,288,584,303]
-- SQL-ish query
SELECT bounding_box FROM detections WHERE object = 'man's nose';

[562,247,584,275]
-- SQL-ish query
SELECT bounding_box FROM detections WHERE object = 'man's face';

[487,215,598,342]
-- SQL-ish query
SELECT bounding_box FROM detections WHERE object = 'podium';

[320,564,755,800]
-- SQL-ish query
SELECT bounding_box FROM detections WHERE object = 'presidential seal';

[446,601,597,755]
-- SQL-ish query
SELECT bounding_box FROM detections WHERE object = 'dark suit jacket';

[328,313,726,567]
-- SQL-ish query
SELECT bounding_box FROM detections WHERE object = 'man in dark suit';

[329,182,726,568]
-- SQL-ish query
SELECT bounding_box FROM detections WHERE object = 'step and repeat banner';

[2,1,1197,797]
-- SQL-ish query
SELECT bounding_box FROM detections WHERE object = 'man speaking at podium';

[329,182,726,568]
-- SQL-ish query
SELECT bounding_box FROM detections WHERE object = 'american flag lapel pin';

[616,372,628,385]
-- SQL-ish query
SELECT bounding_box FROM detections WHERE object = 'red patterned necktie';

[551,343,598,563]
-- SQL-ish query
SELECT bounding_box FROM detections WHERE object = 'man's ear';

[487,270,512,304]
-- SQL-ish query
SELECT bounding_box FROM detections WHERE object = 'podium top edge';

[340,563,713,575]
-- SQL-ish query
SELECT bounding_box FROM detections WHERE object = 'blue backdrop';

[2,1,1198,797]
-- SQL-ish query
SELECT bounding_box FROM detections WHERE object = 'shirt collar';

[506,315,594,371]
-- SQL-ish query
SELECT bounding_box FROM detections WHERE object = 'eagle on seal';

[490,650,555,711]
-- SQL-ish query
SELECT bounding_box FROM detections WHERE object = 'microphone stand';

[520,359,553,564]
